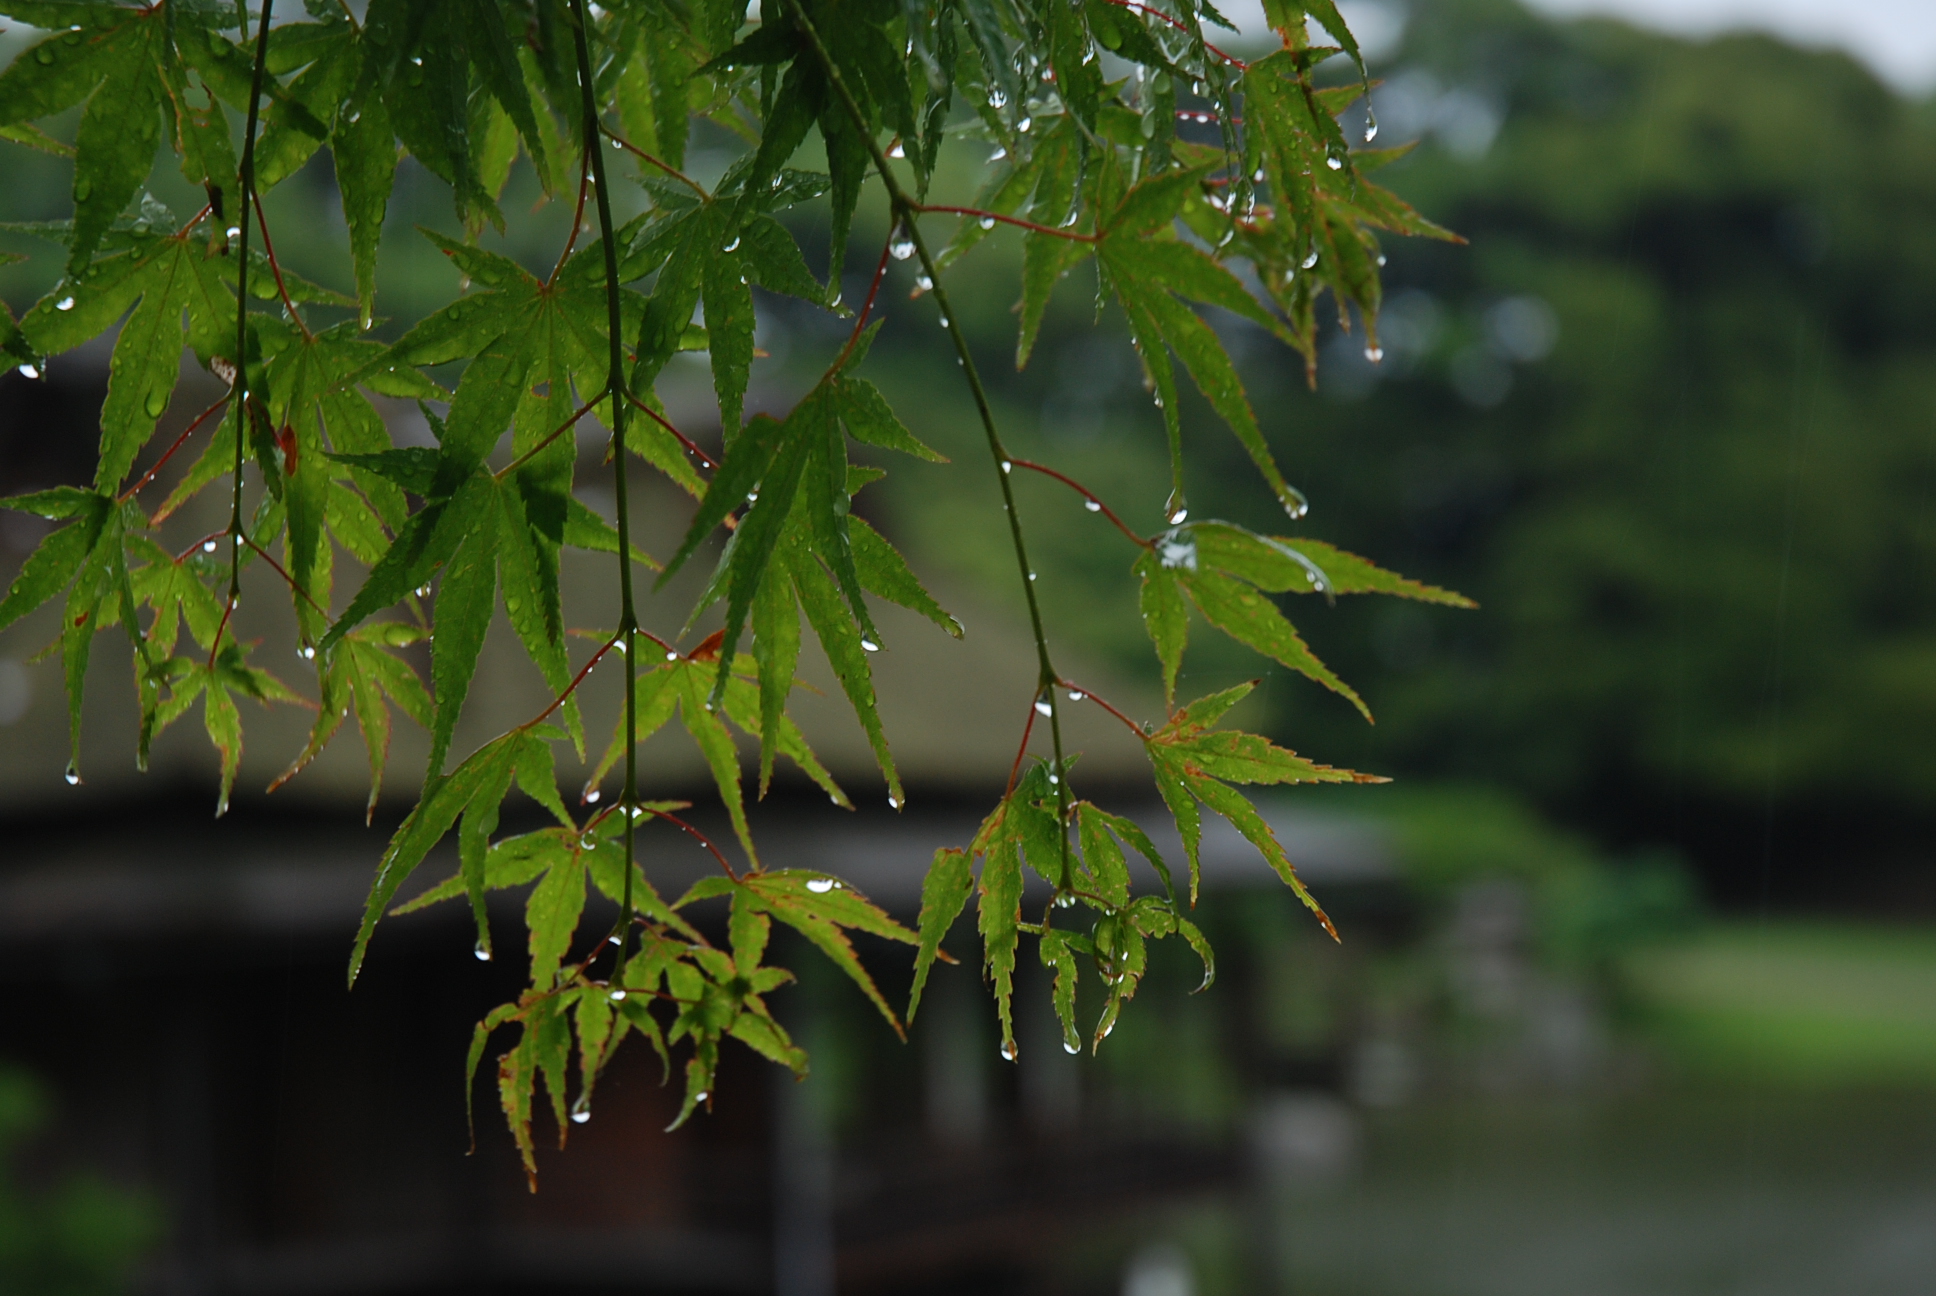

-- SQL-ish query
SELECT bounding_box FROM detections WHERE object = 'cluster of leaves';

[0,0,1465,1176]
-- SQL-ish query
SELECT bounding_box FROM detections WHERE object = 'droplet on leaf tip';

[585,789,601,803]
[474,944,491,961]
[860,639,879,653]
[1063,1042,1079,1055]
[999,1041,1017,1061]
[570,1109,590,1124]
[63,764,80,786]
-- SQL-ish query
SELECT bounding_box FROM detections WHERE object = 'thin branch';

[619,389,717,470]
[1006,459,1150,547]
[1004,693,1040,803]
[496,391,607,479]
[217,0,276,675]
[1055,679,1152,741]
[646,807,740,881]
[119,394,229,502]
[242,533,329,616]
[918,205,1098,243]
[599,123,710,200]
[548,153,594,287]
[829,235,894,377]
[569,0,647,980]
[251,193,313,342]
[783,0,1078,883]
[520,631,622,731]
[1101,0,1249,69]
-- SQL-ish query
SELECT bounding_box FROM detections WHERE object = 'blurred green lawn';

[1628,921,1936,1086]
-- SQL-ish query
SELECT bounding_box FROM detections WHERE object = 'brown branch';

[520,631,623,731]
[548,151,594,287]
[619,389,718,470]
[1100,0,1249,69]
[918,205,1098,243]
[496,392,607,479]
[1055,679,1151,741]
[829,235,894,377]
[242,533,329,616]
[119,394,229,502]
[1006,459,1150,547]
[1003,693,1041,803]
[251,194,313,342]
[599,124,710,200]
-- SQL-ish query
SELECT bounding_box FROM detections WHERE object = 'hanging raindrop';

[1063,1042,1080,1055]
[978,216,996,231]
[999,1041,1017,1061]
[888,226,916,260]
[571,1108,591,1124]
[887,140,905,159]
[860,638,880,652]
[1067,690,1085,702]
[1302,249,1320,270]
[63,764,79,786]
[1365,345,1384,362]
[1326,154,1344,170]
[609,989,627,1001]
[1365,115,1379,143]
[585,788,601,803]
[474,943,492,961]
[722,235,740,252]
[202,540,218,553]
[1017,116,1033,133]
[1034,699,1053,717]
[15,365,36,379]
[916,273,933,291]
[989,148,1007,163]
[1084,499,1101,512]
[887,794,902,809]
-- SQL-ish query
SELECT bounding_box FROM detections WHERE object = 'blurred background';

[2,0,1935,1292]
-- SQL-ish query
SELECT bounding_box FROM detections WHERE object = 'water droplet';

[1017,116,1032,133]
[1054,891,1072,906]
[410,55,423,65]
[1158,532,1198,571]
[722,235,740,252]
[474,943,492,961]
[887,794,902,809]
[73,179,91,202]
[144,389,167,418]
[1047,773,1058,785]
[1067,690,1085,702]
[415,584,432,598]
[1302,250,1320,270]
[1034,699,1053,717]
[227,226,241,240]
[989,88,1008,109]
[806,878,835,893]
[694,1090,709,1104]
[889,224,916,260]
[1365,345,1384,362]
[999,1041,1017,1061]
[347,110,361,124]
[63,764,79,786]
[570,1108,591,1124]
[55,297,74,312]
[1000,460,1012,474]
[586,789,601,804]
[665,650,678,660]
[1327,154,1344,171]
[581,835,598,850]
[16,364,37,380]
[860,638,879,652]
[887,140,905,159]
[988,148,1006,163]
[1063,1041,1079,1055]
[1377,253,1388,266]
[609,989,627,1001]
[1027,571,1037,581]
[299,645,315,660]
[1084,499,1101,512]
[34,45,55,64]
[608,935,622,946]
[1252,168,1266,183]
[915,273,933,291]
[1169,508,1188,524]
[1365,116,1380,143]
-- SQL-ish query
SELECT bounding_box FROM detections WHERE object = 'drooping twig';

[781,0,1077,887]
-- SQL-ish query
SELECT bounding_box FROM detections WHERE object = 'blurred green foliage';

[0,1067,155,1296]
